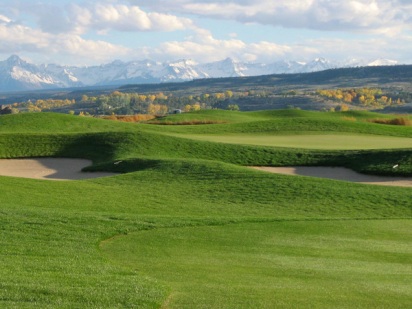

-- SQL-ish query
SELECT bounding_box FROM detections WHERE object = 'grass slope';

[0,110,411,308]
[0,112,138,133]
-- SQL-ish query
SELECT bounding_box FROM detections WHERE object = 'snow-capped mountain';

[198,58,251,77]
[0,55,80,92]
[367,59,399,66]
[0,55,399,92]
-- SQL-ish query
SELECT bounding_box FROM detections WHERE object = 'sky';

[0,0,411,66]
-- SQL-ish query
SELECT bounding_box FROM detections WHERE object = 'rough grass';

[0,110,411,308]
[368,117,412,126]
[0,112,138,133]
[146,119,227,125]
[101,114,156,122]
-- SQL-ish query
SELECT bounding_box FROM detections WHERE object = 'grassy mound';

[0,112,137,133]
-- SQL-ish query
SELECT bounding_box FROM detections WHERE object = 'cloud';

[54,34,131,59]
[149,28,297,63]
[87,3,194,32]
[0,16,51,52]
[2,0,412,65]
[0,14,131,64]
[18,2,195,35]
[130,0,412,34]
[0,14,12,23]
[152,29,245,62]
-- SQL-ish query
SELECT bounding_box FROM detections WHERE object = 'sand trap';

[251,166,412,188]
[0,158,118,181]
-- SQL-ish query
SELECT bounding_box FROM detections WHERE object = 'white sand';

[251,166,412,188]
[0,158,118,181]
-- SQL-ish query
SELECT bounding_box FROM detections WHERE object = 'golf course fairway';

[101,220,412,308]
[166,133,412,150]
[0,110,411,308]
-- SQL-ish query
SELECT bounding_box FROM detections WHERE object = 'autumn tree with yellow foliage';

[316,88,404,108]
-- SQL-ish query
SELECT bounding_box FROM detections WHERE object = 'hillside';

[1,64,412,114]
[120,65,412,94]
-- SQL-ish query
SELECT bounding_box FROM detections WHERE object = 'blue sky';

[0,0,411,65]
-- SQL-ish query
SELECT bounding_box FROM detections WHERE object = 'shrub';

[341,116,356,122]
[101,114,155,122]
[367,117,412,126]
[147,120,227,125]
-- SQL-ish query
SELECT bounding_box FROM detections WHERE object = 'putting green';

[101,220,412,308]
[173,133,412,150]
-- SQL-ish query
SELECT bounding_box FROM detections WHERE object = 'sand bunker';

[251,166,412,188]
[0,158,118,181]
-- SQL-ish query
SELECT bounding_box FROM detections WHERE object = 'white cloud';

[53,34,131,61]
[130,0,412,34]
[153,29,246,62]
[21,2,195,35]
[90,3,193,32]
[0,17,51,52]
[0,14,11,23]
[149,29,298,63]
[2,0,412,65]
[0,14,131,65]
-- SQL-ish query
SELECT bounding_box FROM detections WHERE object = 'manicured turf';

[168,133,412,149]
[102,220,412,308]
[142,110,412,138]
[0,110,411,308]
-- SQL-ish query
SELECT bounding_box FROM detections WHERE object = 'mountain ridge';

[0,55,400,92]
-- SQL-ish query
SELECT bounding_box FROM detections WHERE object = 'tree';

[225,90,233,98]
[201,93,210,101]
[147,95,156,103]
[147,103,158,115]
[184,104,192,112]
[148,103,168,115]
[343,93,353,102]
[192,103,201,111]
[159,104,168,115]
[214,93,225,100]
[156,92,167,100]
[336,104,349,112]
[227,104,240,111]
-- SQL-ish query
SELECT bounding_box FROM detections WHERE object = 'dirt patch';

[251,166,412,188]
[0,158,118,181]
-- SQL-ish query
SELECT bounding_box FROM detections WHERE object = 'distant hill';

[1,64,412,113]
[0,55,402,93]
[119,65,412,94]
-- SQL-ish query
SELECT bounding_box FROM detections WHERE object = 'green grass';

[168,133,412,149]
[0,112,138,133]
[102,220,412,308]
[142,110,412,139]
[0,110,411,308]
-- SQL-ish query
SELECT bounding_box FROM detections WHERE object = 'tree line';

[316,88,405,108]
[8,90,247,115]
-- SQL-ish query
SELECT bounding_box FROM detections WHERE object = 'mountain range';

[0,55,399,92]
